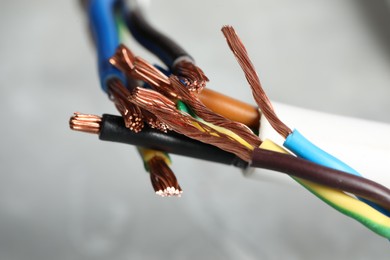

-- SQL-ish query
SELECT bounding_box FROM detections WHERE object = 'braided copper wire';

[108,80,145,133]
[168,76,262,148]
[173,60,209,93]
[221,26,292,138]
[110,45,173,97]
[69,112,101,134]
[148,156,182,197]
[108,79,170,133]
[110,45,261,147]
[129,87,253,162]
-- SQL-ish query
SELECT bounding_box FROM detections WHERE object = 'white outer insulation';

[245,102,390,189]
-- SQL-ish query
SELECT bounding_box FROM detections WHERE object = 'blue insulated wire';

[284,129,390,216]
[89,0,126,92]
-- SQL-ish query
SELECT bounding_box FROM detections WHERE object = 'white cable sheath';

[244,102,390,189]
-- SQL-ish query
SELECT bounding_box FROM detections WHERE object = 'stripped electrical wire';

[108,78,171,133]
[168,76,261,146]
[69,113,248,167]
[110,44,260,130]
[139,148,182,197]
[129,86,254,162]
[221,25,291,138]
[221,25,390,217]
[124,6,209,92]
[69,112,102,134]
[117,84,390,212]
[110,44,261,148]
[71,0,390,239]
[69,112,390,238]
[69,112,390,210]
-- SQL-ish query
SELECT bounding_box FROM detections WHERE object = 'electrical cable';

[251,147,390,212]
[138,148,182,197]
[110,45,260,133]
[123,86,390,211]
[69,112,248,168]
[88,0,126,92]
[69,112,390,237]
[69,112,390,210]
[260,139,390,239]
[125,6,189,69]
[221,25,390,216]
[123,4,208,92]
[74,3,390,238]
[87,0,185,197]
[198,88,260,131]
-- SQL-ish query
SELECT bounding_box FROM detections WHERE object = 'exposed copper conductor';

[148,156,182,197]
[168,75,261,148]
[129,87,253,162]
[109,79,144,133]
[142,110,171,133]
[110,45,172,96]
[69,112,102,134]
[111,45,208,94]
[173,59,209,93]
[110,44,136,72]
[221,26,292,138]
[110,45,261,133]
[108,79,171,133]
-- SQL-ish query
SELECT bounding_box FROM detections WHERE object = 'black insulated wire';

[251,148,390,211]
[124,7,191,69]
[99,114,248,168]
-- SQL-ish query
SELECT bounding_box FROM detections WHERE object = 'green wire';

[295,177,390,238]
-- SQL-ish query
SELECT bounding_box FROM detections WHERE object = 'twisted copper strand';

[69,112,101,134]
[173,60,209,93]
[168,76,261,148]
[221,26,291,138]
[129,87,253,162]
[148,156,182,197]
[108,79,170,133]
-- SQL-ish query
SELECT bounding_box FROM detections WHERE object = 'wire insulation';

[260,139,390,239]
[251,148,390,212]
[89,0,125,92]
[125,7,190,69]
[98,114,248,168]
[198,89,260,130]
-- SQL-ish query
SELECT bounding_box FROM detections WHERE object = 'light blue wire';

[284,129,390,216]
[284,130,359,174]
[89,0,125,92]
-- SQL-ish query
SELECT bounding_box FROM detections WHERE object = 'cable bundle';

[70,0,390,239]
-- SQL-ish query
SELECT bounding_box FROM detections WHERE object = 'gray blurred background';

[1,0,390,259]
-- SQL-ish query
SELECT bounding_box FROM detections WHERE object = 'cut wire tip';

[69,112,102,134]
[221,25,292,138]
[174,60,209,93]
[156,187,183,197]
[110,45,171,94]
[148,157,182,198]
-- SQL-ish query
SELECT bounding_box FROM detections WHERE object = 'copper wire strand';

[112,50,256,156]
[110,45,261,143]
[148,156,182,197]
[108,79,170,133]
[111,45,208,94]
[110,44,136,72]
[69,112,102,134]
[111,44,261,142]
[173,60,209,93]
[168,75,262,148]
[110,45,172,96]
[221,26,292,138]
[108,80,145,133]
[129,87,253,162]
[110,45,262,133]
